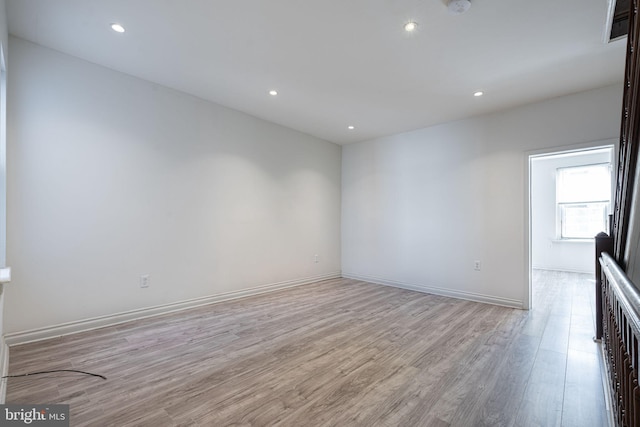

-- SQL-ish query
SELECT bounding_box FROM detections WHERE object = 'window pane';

[560,203,608,239]
[557,164,610,203]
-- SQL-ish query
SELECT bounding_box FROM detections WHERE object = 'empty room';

[2,0,640,426]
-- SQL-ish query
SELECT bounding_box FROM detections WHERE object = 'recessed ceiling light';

[473,91,484,97]
[348,125,355,130]
[110,23,125,33]
[404,21,418,32]
[269,90,278,96]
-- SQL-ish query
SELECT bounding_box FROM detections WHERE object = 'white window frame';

[556,162,612,240]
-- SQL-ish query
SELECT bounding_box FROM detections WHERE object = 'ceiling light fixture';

[474,91,484,97]
[269,90,278,96]
[348,125,355,130]
[110,23,125,33]
[447,0,471,15]
[404,21,418,32]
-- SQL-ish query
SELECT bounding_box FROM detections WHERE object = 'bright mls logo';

[0,405,69,426]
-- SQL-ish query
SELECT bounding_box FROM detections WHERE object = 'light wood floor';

[5,271,608,426]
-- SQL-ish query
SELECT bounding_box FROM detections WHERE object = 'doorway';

[528,144,614,309]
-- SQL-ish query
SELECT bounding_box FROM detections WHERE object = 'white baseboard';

[4,272,341,346]
[0,339,8,403]
[343,272,523,309]
[532,266,594,275]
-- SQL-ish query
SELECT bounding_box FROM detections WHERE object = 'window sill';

[551,239,595,243]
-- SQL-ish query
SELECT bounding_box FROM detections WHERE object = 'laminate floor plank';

[471,333,540,427]
[5,272,609,426]
[539,314,571,354]
[514,349,566,427]
[561,349,608,427]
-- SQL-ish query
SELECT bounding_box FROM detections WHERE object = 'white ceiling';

[6,0,627,145]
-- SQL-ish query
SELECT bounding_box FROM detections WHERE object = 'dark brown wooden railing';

[597,0,640,425]
[599,251,640,426]
[596,232,614,340]
[614,0,640,265]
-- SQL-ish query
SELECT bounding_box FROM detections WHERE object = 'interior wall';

[6,37,342,334]
[624,155,640,282]
[530,148,613,274]
[342,84,622,308]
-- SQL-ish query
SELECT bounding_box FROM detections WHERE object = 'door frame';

[524,138,617,310]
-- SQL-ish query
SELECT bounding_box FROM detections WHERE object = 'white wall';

[342,84,622,308]
[531,149,613,274]
[6,37,342,334]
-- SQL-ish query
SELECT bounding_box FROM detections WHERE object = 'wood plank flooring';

[4,271,608,426]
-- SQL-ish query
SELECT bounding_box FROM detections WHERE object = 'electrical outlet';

[474,261,481,271]
[314,254,319,263]
[140,274,150,288]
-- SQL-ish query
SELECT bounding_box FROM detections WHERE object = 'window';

[556,163,611,239]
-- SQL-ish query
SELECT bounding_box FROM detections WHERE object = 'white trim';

[343,272,523,309]
[551,239,595,244]
[531,266,594,275]
[604,0,628,44]
[526,141,618,160]
[604,0,615,43]
[0,339,8,404]
[4,272,341,346]
[525,151,533,310]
